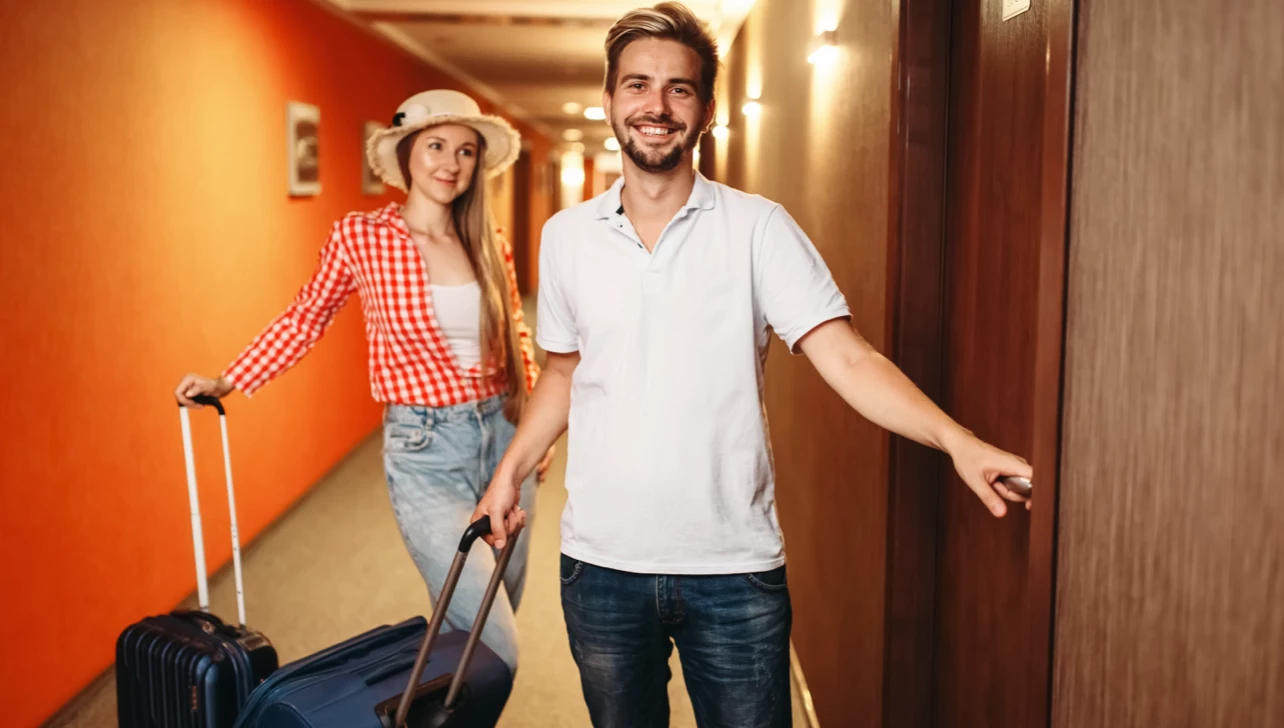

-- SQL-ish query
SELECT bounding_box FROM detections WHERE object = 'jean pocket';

[384,421,432,453]
[559,554,586,586]
[744,565,788,593]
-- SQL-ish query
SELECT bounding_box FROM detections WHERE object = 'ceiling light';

[808,30,838,64]
[584,106,607,121]
[562,129,584,142]
[711,125,729,140]
[604,137,621,151]
[562,102,582,115]
[741,101,762,117]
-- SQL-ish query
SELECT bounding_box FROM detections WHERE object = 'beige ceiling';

[322,0,754,152]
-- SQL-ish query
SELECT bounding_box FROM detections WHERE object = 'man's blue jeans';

[560,554,793,727]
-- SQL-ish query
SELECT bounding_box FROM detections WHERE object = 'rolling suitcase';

[115,395,278,727]
[232,517,519,728]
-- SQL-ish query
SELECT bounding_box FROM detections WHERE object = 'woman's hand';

[175,374,234,407]
[536,444,556,484]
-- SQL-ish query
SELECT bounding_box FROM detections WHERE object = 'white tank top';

[430,282,481,369]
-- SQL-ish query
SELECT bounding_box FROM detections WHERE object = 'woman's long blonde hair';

[398,130,528,421]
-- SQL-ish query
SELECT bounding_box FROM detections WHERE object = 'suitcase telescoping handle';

[177,394,248,628]
[392,516,523,728]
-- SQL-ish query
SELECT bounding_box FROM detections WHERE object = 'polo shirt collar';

[594,171,717,220]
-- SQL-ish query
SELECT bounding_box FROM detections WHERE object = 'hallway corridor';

[50,419,809,727]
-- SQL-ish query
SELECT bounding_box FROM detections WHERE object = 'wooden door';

[932,0,1074,724]
[510,150,533,294]
[885,0,1076,725]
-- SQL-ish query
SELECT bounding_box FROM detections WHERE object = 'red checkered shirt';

[223,203,539,406]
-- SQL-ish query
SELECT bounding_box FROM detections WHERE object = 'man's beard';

[614,114,699,173]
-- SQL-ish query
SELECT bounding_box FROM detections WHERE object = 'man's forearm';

[830,350,970,453]
[501,357,575,483]
[801,320,970,455]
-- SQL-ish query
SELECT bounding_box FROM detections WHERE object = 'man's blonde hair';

[604,2,719,103]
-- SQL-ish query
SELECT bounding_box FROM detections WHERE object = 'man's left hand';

[946,431,1034,517]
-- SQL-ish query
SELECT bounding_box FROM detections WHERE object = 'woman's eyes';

[427,142,474,157]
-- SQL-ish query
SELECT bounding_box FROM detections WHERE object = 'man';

[474,3,1033,725]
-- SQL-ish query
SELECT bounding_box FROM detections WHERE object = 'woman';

[175,89,548,677]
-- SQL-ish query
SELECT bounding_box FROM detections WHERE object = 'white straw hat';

[366,90,521,191]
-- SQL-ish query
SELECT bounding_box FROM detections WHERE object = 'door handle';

[999,475,1033,497]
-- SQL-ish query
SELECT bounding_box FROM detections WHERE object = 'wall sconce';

[561,166,585,186]
[741,101,762,117]
[808,30,837,64]
[584,106,606,121]
[560,150,585,186]
[711,124,730,140]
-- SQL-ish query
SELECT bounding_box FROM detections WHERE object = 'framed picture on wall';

[362,121,385,196]
[287,101,320,196]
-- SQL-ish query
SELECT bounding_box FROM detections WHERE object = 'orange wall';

[0,1,547,724]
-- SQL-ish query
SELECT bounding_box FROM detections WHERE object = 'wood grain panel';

[881,0,952,724]
[1054,0,1284,725]
[510,151,533,293]
[932,0,1073,724]
[718,0,897,723]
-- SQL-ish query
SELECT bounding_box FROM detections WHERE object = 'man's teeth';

[638,126,675,136]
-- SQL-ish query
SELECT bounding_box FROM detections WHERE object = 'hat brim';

[366,113,522,192]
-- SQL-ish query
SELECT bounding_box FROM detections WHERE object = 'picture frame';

[362,121,385,196]
[287,101,321,197]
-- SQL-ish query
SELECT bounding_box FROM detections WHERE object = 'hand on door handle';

[943,430,1034,516]
[998,475,1033,498]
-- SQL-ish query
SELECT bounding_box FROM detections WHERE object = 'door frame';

[882,0,953,723]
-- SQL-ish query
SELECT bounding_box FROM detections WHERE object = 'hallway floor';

[50,429,809,727]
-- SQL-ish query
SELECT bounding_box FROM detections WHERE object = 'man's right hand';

[473,467,526,549]
[175,374,234,407]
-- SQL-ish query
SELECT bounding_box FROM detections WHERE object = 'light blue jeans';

[382,394,536,674]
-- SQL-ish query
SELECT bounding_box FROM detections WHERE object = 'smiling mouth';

[433,177,457,185]
[634,125,678,138]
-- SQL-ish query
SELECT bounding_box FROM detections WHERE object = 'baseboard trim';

[790,641,820,727]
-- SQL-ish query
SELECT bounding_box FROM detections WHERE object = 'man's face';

[605,38,715,174]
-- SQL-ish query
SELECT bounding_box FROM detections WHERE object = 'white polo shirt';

[536,172,850,575]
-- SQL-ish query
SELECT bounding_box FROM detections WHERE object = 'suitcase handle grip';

[178,394,226,415]
[458,516,493,553]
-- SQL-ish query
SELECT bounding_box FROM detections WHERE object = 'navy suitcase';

[233,518,519,728]
[115,396,278,727]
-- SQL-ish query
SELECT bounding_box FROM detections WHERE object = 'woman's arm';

[220,223,358,396]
